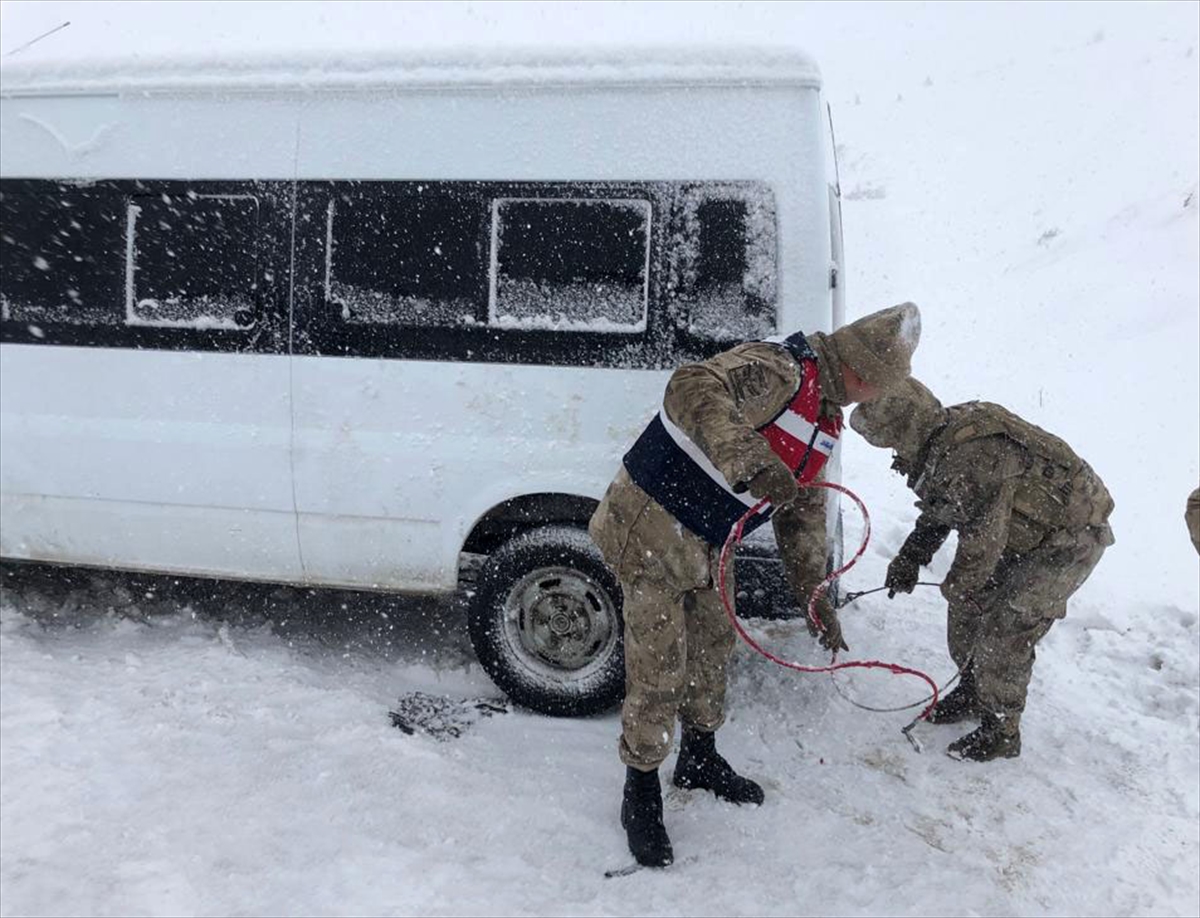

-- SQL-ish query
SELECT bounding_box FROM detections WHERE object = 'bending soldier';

[849,379,1115,762]
[590,303,921,868]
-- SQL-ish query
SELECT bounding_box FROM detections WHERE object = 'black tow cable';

[837,581,942,608]
[830,583,963,736]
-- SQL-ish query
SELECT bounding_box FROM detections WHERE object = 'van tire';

[468,525,624,717]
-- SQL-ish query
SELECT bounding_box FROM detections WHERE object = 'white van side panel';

[0,346,301,580]
[1,92,303,581]
[0,94,301,180]
[291,359,663,590]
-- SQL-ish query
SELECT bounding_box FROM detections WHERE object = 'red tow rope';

[716,482,941,738]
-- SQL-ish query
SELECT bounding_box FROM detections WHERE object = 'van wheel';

[468,525,624,717]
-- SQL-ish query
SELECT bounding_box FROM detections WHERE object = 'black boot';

[946,712,1021,762]
[621,767,673,867]
[927,669,980,725]
[672,728,765,806]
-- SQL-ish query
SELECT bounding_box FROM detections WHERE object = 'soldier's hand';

[743,462,799,508]
[804,597,849,653]
[885,553,921,598]
[818,610,849,654]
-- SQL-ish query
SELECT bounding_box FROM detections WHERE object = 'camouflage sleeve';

[899,513,952,566]
[939,439,1021,601]
[662,343,798,489]
[771,482,830,610]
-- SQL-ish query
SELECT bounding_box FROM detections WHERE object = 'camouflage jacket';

[589,340,839,607]
[899,402,1115,602]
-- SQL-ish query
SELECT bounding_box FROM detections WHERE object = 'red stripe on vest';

[757,357,843,483]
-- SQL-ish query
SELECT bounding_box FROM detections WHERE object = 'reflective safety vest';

[622,330,842,546]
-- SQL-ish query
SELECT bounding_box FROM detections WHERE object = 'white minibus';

[0,47,846,714]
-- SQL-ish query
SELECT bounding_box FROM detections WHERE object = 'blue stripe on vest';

[623,414,773,546]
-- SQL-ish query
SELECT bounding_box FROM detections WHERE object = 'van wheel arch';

[461,493,600,558]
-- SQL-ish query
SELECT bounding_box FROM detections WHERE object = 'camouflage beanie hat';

[849,376,947,460]
[830,302,922,390]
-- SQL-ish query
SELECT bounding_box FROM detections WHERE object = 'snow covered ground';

[1,2,1197,916]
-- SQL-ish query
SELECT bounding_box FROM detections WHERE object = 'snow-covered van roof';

[0,45,821,96]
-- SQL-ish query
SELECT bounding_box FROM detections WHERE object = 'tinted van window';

[127,193,259,329]
[491,198,650,332]
[0,185,125,328]
[669,184,777,343]
[327,186,486,327]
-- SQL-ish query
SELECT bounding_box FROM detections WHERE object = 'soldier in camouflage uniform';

[590,303,922,867]
[1186,485,1200,554]
[849,379,1115,762]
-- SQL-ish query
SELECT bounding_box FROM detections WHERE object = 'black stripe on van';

[1,178,778,370]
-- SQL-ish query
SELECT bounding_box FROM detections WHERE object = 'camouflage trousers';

[948,523,1113,728]
[617,554,737,772]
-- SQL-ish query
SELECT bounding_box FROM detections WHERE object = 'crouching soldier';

[849,379,1115,762]
[589,303,922,867]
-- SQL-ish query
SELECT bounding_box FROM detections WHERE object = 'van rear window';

[490,198,650,333]
[668,183,777,343]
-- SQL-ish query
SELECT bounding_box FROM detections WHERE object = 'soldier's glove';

[740,461,799,508]
[885,553,921,598]
[804,596,849,653]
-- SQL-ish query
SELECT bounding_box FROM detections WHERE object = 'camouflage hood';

[829,302,922,391]
[848,376,948,462]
